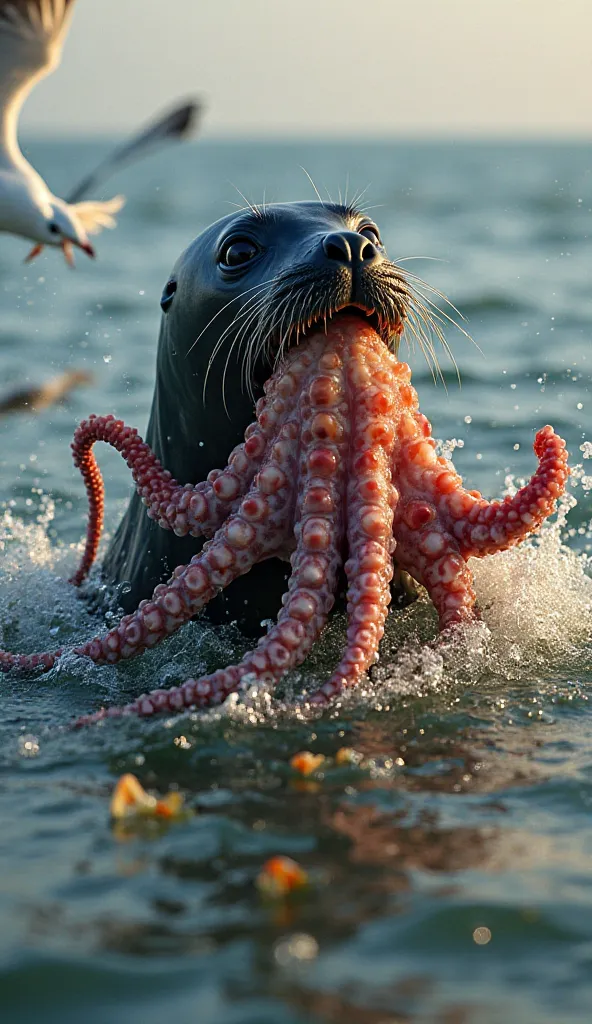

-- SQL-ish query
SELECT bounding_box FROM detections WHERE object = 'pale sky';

[21,0,592,138]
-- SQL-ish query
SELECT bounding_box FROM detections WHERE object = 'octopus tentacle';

[68,369,304,584]
[391,523,476,628]
[439,425,569,557]
[389,388,569,629]
[0,316,569,723]
[0,418,299,675]
[309,333,401,704]
[76,342,352,723]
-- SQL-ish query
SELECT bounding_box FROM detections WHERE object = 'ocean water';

[0,139,591,1023]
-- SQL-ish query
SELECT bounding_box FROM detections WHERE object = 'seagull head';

[25,201,95,266]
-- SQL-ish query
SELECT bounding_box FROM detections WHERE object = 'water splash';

[0,472,590,727]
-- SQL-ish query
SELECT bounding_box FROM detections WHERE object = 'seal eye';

[48,222,60,235]
[219,238,260,268]
[359,225,382,247]
[160,279,177,312]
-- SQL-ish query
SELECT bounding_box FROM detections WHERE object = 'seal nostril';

[323,232,352,264]
[360,240,377,262]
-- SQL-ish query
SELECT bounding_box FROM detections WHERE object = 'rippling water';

[1,140,591,1023]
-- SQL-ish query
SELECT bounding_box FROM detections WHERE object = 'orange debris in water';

[110,773,185,820]
[335,747,362,766]
[256,856,309,898]
[289,751,326,776]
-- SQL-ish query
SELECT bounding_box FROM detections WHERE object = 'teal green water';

[0,140,591,1023]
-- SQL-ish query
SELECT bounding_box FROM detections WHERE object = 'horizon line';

[21,129,592,145]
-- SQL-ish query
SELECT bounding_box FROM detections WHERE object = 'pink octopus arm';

[306,332,401,704]
[77,346,354,722]
[437,425,569,557]
[0,316,570,721]
[391,395,569,627]
[0,417,299,675]
[68,373,304,584]
[74,323,405,719]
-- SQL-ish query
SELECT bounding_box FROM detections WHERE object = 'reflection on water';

[0,139,591,1023]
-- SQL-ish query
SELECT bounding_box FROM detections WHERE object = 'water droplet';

[18,735,40,758]
[274,933,319,965]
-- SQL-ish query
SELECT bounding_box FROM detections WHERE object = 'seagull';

[0,0,202,265]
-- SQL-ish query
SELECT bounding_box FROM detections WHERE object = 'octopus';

[0,316,569,723]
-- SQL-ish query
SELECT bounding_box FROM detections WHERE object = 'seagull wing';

[71,193,125,235]
[0,0,75,161]
[65,99,203,204]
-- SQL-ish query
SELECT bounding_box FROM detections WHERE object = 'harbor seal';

[102,201,415,633]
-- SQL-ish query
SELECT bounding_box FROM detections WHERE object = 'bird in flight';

[0,0,202,265]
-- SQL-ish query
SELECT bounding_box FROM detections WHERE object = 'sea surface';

[0,139,591,1024]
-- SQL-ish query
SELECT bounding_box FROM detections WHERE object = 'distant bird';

[0,0,202,266]
[0,368,92,416]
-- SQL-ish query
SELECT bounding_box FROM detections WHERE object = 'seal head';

[103,201,411,632]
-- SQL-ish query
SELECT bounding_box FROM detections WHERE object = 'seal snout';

[322,230,380,268]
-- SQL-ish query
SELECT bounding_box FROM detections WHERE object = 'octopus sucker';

[0,316,569,723]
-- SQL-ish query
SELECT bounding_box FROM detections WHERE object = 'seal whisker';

[398,267,469,324]
[405,307,439,371]
[227,181,263,220]
[407,298,448,366]
[407,300,459,389]
[408,282,478,354]
[236,295,277,400]
[257,291,295,382]
[202,289,272,401]
[187,278,278,358]
[404,309,443,388]
[241,297,271,389]
[394,255,447,264]
[203,289,270,386]
[269,302,294,377]
[355,203,384,214]
[265,287,298,371]
[218,292,272,402]
[241,294,283,397]
[323,183,335,205]
[272,293,294,366]
[299,167,325,206]
[348,183,371,210]
[220,330,244,417]
[221,295,271,412]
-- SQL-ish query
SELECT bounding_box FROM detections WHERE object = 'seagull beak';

[78,240,95,259]
[24,244,44,263]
